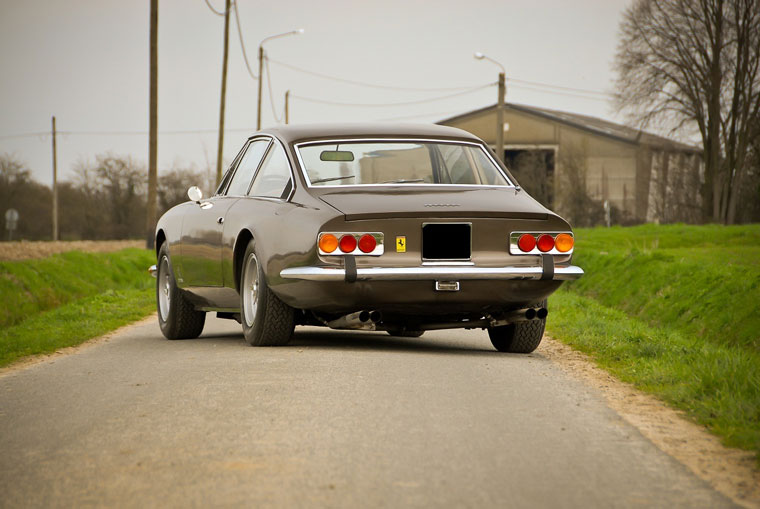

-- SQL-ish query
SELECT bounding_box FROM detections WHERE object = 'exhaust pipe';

[327,310,382,330]
[490,306,548,327]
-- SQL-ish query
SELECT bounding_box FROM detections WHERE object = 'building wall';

[444,109,643,222]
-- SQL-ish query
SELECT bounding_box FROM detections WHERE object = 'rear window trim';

[293,137,516,189]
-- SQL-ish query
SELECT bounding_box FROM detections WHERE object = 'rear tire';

[240,240,295,346]
[156,243,206,340]
[488,300,546,353]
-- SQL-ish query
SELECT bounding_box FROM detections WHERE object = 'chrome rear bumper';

[280,265,584,282]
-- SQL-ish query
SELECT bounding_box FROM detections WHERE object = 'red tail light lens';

[358,234,376,253]
[537,234,555,252]
[339,234,357,253]
[518,234,536,252]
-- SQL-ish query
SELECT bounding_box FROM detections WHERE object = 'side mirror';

[187,186,203,203]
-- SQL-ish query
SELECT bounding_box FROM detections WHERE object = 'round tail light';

[518,234,536,252]
[537,234,555,252]
[358,234,377,253]
[554,233,574,253]
[339,234,357,253]
[319,233,338,253]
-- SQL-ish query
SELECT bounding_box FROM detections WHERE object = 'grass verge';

[548,224,760,462]
[0,248,155,329]
[0,288,155,368]
[0,248,156,368]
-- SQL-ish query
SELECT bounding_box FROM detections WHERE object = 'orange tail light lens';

[518,234,536,252]
[554,233,574,252]
[339,234,357,253]
[319,233,339,253]
[358,234,377,253]
[537,234,555,252]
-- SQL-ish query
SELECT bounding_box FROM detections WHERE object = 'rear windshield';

[297,141,511,187]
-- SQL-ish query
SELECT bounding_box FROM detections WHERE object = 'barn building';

[438,103,703,225]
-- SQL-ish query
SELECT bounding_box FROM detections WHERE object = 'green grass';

[567,223,760,351]
[0,249,155,329]
[548,223,760,460]
[0,288,155,367]
[0,248,156,368]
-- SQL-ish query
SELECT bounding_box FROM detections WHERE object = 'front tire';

[240,240,295,346]
[488,300,546,353]
[156,243,206,340]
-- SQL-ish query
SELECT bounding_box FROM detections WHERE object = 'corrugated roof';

[438,103,701,153]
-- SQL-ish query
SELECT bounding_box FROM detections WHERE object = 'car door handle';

[217,217,224,224]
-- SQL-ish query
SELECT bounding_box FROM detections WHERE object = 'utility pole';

[146,0,158,250]
[474,52,506,163]
[256,45,264,131]
[215,0,231,185]
[51,116,58,241]
[496,71,505,164]
[284,90,290,124]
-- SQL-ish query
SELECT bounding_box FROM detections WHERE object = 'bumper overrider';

[280,263,583,282]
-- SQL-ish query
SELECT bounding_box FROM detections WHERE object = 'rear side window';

[249,143,292,199]
[226,139,270,196]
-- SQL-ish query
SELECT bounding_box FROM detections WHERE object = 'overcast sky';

[0,0,632,185]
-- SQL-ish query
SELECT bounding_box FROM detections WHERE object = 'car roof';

[256,122,483,145]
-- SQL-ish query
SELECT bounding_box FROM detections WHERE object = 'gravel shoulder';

[539,336,760,509]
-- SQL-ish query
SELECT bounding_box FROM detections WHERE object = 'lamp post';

[474,52,506,163]
[257,29,304,130]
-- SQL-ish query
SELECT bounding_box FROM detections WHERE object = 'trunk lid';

[315,187,550,221]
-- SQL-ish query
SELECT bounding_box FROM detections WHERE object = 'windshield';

[297,141,511,187]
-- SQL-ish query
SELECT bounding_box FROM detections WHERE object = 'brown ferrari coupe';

[151,123,583,353]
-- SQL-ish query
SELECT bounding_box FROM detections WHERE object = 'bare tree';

[555,145,607,227]
[615,0,760,224]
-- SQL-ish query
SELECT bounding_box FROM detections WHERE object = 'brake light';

[537,234,555,252]
[510,231,574,255]
[318,231,385,255]
[358,234,377,253]
[518,234,536,252]
[319,233,338,253]
[339,234,357,253]
[555,233,574,253]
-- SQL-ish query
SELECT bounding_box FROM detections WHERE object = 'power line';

[0,128,256,139]
[507,83,611,102]
[267,57,489,92]
[203,0,225,16]
[0,131,48,140]
[375,109,470,121]
[291,83,495,108]
[231,0,258,80]
[509,77,612,97]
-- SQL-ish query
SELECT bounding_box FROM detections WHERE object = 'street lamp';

[257,29,304,130]
[474,52,506,163]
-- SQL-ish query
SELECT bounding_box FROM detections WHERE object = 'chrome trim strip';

[280,265,584,281]
[293,138,515,188]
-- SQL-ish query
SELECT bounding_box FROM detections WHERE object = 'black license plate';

[422,223,471,260]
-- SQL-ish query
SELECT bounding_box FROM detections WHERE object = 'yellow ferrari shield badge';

[396,236,406,252]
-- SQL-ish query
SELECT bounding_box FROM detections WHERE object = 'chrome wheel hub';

[243,252,260,327]
[158,256,171,321]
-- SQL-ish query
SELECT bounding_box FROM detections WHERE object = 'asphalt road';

[0,316,736,508]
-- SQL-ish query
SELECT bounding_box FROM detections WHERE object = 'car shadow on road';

[196,327,519,357]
